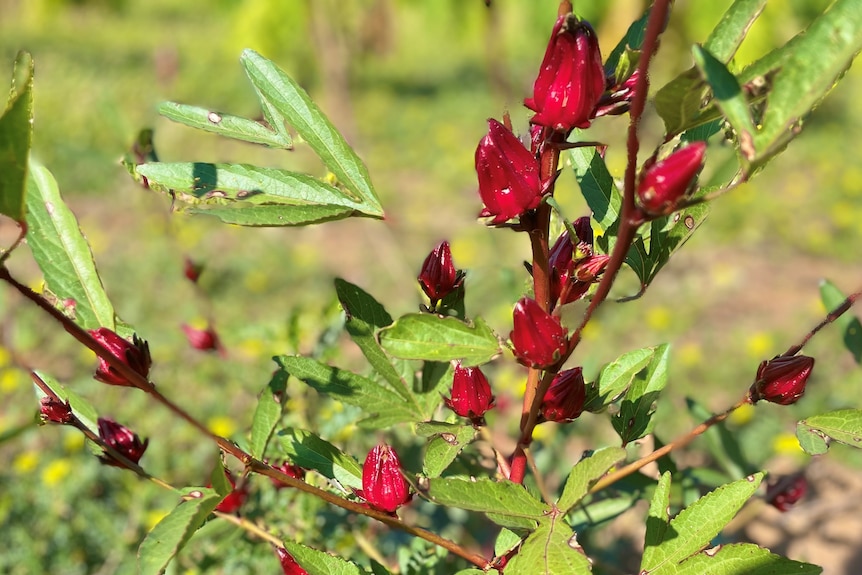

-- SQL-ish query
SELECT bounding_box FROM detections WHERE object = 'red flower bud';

[444,362,496,422]
[766,473,808,512]
[213,470,248,513]
[275,547,310,575]
[572,254,610,283]
[510,297,568,368]
[525,14,605,132]
[97,417,149,467]
[476,119,543,224]
[270,461,306,490]
[89,328,152,387]
[183,257,204,283]
[572,216,594,249]
[417,241,465,307]
[181,323,223,354]
[637,142,706,216]
[749,355,814,405]
[540,367,586,422]
[361,444,411,513]
[40,396,73,424]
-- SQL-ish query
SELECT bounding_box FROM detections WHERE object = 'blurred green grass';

[1,0,861,573]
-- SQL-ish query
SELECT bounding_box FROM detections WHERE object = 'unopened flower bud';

[418,241,465,308]
[444,362,496,422]
[183,257,204,284]
[97,417,149,467]
[749,355,814,405]
[270,461,306,490]
[766,473,808,512]
[40,396,73,424]
[572,216,594,249]
[275,547,310,575]
[573,254,610,282]
[181,323,223,354]
[540,367,586,422]
[637,142,706,216]
[510,297,568,368]
[525,14,605,132]
[476,119,543,224]
[361,444,411,513]
[89,328,152,387]
[548,231,575,308]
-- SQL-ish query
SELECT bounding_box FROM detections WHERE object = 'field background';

[1,0,861,573]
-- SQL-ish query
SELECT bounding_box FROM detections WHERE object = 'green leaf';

[796,409,862,456]
[0,51,33,222]
[640,472,764,574]
[612,344,670,444]
[249,369,288,460]
[585,346,655,412]
[423,477,549,530]
[378,314,501,367]
[158,101,292,149]
[642,472,672,569]
[187,202,353,226]
[624,203,709,291]
[655,0,766,135]
[693,45,756,163]
[675,543,822,575]
[819,280,862,364]
[136,162,368,211]
[505,517,591,575]
[335,278,414,400]
[557,447,626,513]
[137,487,222,575]
[415,422,477,478]
[748,0,862,172]
[274,355,422,428]
[569,144,621,238]
[276,427,363,490]
[210,464,233,497]
[240,49,383,217]
[494,528,522,557]
[283,540,365,575]
[25,162,116,330]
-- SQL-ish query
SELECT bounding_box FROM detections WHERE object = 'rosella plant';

[3,1,862,574]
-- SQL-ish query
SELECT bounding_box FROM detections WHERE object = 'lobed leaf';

[673,543,822,575]
[585,346,655,412]
[0,50,33,222]
[422,477,549,530]
[240,49,383,217]
[819,280,862,364]
[277,427,363,490]
[640,472,764,574]
[504,517,591,575]
[747,0,862,173]
[655,0,766,135]
[249,369,289,460]
[796,409,862,456]
[274,355,422,428]
[379,314,501,367]
[612,344,670,444]
[137,487,221,575]
[556,447,627,513]
[25,163,116,330]
[335,278,414,400]
[415,422,477,478]
[158,101,292,149]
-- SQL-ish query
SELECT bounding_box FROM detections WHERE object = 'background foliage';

[1,0,861,573]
